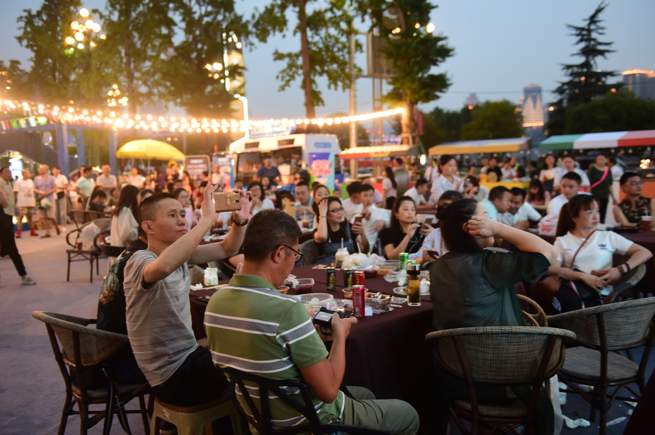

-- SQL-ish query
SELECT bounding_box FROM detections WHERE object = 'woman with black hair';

[430,155,463,205]
[248,181,275,216]
[431,198,558,329]
[430,198,559,435]
[382,166,398,209]
[313,197,368,263]
[110,185,140,248]
[547,194,651,313]
[378,196,423,259]
[526,179,550,212]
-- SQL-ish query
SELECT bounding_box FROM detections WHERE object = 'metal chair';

[32,311,150,435]
[548,298,655,435]
[425,326,575,435]
[222,366,388,435]
[65,219,110,283]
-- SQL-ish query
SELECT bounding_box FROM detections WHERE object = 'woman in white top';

[382,166,398,209]
[430,155,463,205]
[547,194,651,313]
[538,154,557,193]
[109,185,140,247]
[248,181,275,216]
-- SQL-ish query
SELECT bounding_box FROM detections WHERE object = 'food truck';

[214,133,340,189]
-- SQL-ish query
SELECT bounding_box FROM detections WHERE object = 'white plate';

[392,287,429,296]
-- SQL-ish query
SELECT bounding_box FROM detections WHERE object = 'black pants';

[598,196,609,224]
[551,281,603,313]
[152,347,228,406]
[0,211,27,277]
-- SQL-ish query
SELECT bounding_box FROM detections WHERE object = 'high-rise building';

[621,69,655,100]
[464,93,479,109]
[522,84,544,127]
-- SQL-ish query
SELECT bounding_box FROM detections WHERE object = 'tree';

[153,0,247,118]
[0,60,32,101]
[251,0,358,119]
[99,0,166,116]
[547,2,623,135]
[460,100,523,141]
[319,112,369,149]
[426,106,473,144]
[16,0,82,104]
[564,89,655,134]
[364,0,454,144]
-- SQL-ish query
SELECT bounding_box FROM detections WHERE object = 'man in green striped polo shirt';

[205,209,419,434]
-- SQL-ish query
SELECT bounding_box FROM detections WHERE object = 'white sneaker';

[21,276,37,285]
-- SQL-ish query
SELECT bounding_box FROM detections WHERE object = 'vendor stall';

[338,144,422,179]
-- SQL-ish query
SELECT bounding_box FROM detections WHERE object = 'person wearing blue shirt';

[255,157,281,185]
[479,185,512,223]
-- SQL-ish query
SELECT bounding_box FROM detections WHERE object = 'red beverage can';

[353,271,365,287]
[352,285,366,318]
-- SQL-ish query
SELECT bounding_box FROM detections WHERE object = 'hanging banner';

[308,152,335,190]
[214,156,235,189]
[184,155,210,186]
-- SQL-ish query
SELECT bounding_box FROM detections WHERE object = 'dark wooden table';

[189,264,438,430]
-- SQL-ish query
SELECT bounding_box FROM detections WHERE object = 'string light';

[0,99,404,132]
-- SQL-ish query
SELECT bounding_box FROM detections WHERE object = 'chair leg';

[598,386,608,435]
[89,256,94,283]
[139,394,150,434]
[103,385,115,435]
[67,253,71,282]
[57,389,74,435]
[96,255,100,275]
[78,399,89,435]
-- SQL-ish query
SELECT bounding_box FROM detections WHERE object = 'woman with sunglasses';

[313,197,368,263]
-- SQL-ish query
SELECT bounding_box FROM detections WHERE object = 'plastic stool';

[150,394,243,435]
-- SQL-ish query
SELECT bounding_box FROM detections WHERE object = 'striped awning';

[339,144,421,160]
[428,137,530,155]
[540,130,655,150]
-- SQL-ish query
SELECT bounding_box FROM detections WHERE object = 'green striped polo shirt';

[204,274,344,428]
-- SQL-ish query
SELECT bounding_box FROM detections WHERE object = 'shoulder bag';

[533,230,596,311]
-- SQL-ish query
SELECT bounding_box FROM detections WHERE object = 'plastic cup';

[641,216,652,232]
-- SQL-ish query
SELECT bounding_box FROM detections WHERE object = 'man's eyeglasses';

[329,207,345,214]
[275,244,304,262]
[627,180,645,186]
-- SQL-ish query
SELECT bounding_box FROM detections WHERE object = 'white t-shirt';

[354,205,391,253]
[501,167,516,180]
[14,179,36,208]
[251,198,275,215]
[404,187,423,205]
[554,168,590,188]
[555,230,633,276]
[513,202,542,224]
[128,175,144,189]
[382,178,397,199]
[96,174,118,192]
[610,165,624,183]
[409,227,448,260]
[539,168,558,183]
[54,174,69,192]
[430,175,462,204]
[547,194,570,217]
[342,198,363,221]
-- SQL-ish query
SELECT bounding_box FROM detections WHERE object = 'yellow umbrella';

[116,139,184,160]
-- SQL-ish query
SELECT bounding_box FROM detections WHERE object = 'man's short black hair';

[562,154,576,161]
[202,171,209,177]
[609,157,617,165]
[562,171,582,185]
[296,181,310,190]
[415,178,428,188]
[81,165,92,173]
[489,185,510,202]
[394,157,404,165]
[53,165,60,170]
[234,178,243,184]
[243,209,302,262]
[439,190,463,203]
[138,192,176,228]
[510,187,526,200]
[359,183,375,193]
[620,172,640,186]
[346,181,362,196]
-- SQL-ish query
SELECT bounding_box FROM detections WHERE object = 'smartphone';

[354,215,364,224]
[284,202,296,217]
[423,217,434,225]
[213,192,242,212]
[427,250,439,259]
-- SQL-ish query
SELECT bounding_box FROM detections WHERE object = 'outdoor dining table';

[188,264,438,429]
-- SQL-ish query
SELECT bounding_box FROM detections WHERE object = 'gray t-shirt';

[123,250,197,386]
[96,174,118,194]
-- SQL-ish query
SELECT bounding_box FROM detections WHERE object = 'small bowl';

[366,294,391,311]
[276,286,289,294]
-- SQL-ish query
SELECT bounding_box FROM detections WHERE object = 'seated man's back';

[205,275,341,425]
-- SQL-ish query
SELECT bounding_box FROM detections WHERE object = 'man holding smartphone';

[123,183,250,405]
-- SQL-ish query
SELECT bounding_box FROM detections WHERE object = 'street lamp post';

[235,94,249,140]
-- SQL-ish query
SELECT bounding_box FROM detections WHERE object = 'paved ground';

[0,226,649,435]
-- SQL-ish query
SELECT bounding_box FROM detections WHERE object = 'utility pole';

[348,30,357,180]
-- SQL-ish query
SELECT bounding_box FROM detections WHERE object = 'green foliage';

[0,60,32,101]
[460,100,523,141]
[16,0,83,104]
[98,0,166,115]
[319,112,369,149]
[423,106,473,145]
[548,1,623,135]
[153,0,247,118]
[564,90,655,134]
[251,0,360,118]
[363,0,454,140]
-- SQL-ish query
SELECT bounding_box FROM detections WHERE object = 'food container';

[294,278,315,294]
[366,294,391,311]
[276,286,289,294]
[297,293,336,316]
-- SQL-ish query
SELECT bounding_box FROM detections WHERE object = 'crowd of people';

[3,150,654,434]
